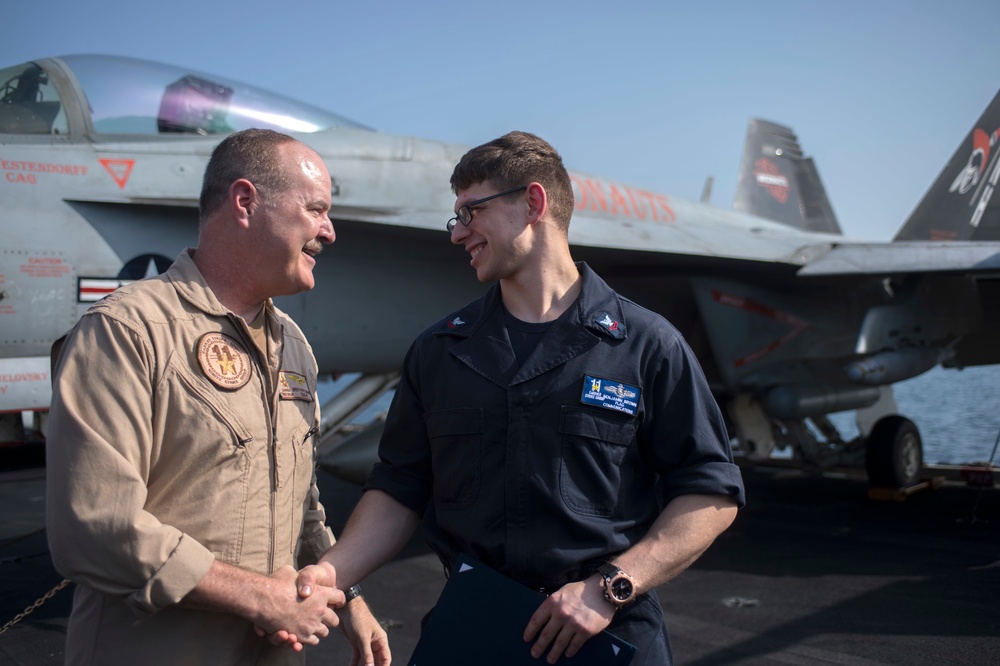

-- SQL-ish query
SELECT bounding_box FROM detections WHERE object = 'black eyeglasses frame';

[446,185,528,232]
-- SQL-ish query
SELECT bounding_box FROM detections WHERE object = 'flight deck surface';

[2,455,997,665]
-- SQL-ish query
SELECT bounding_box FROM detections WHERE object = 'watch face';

[610,576,634,601]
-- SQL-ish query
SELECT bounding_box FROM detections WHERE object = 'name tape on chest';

[580,375,640,416]
[197,332,252,390]
[279,371,313,401]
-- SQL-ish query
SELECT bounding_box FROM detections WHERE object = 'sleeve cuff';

[658,461,746,508]
[125,533,215,616]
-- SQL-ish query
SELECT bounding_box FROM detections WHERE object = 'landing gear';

[865,415,923,488]
[0,413,25,446]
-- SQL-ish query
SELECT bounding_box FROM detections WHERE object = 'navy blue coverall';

[366,263,746,664]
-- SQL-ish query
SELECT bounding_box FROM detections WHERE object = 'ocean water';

[828,364,1000,466]
[324,364,1000,468]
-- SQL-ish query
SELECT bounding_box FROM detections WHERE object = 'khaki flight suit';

[47,250,333,665]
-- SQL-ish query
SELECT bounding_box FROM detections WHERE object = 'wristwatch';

[344,584,363,603]
[597,563,636,610]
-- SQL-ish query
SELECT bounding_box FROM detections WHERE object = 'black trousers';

[417,588,672,665]
[608,589,672,665]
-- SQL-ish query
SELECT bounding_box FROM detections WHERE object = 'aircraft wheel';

[865,415,923,488]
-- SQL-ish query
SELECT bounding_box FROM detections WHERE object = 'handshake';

[251,561,390,665]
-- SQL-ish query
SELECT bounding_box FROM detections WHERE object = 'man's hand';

[522,576,615,664]
[259,563,392,663]
[255,562,341,649]
[340,596,392,666]
[184,559,345,652]
[295,560,337,597]
[294,562,391,664]
[253,565,344,651]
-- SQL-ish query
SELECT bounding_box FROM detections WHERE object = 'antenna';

[700,176,714,204]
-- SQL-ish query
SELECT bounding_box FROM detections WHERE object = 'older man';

[47,129,388,665]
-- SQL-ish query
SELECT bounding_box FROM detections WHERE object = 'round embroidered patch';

[197,332,252,390]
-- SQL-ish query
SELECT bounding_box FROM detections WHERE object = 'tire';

[865,415,923,488]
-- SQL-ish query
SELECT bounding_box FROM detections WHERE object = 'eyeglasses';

[446,186,527,232]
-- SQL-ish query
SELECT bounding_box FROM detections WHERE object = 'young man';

[299,131,745,664]
[46,129,388,665]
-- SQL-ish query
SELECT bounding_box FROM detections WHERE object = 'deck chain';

[0,578,71,635]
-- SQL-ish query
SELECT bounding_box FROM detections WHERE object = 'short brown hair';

[450,131,574,231]
[199,128,299,220]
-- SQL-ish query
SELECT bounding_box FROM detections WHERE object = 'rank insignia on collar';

[447,316,467,329]
[595,312,624,338]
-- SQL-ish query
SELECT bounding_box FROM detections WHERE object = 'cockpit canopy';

[0,54,367,136]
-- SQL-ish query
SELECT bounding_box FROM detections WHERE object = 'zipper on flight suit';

[229,313,278,574]
[266,321,286,575]
[172,368,255,447]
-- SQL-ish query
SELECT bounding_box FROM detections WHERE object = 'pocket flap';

[559,407,636,446]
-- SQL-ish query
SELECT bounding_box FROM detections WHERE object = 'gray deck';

[2,453,997,665]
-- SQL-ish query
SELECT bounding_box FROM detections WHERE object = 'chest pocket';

[558,406,637,517]
[160,359,257,459]
[276,396,317,483]
[425,408,483,509]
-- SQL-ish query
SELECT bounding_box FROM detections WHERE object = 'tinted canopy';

[0,54,367,136]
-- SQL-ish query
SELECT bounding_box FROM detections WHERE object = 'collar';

[436,263,628,387]
[169,249,285,372]
[434,263,628,342]
[168,248,275,321]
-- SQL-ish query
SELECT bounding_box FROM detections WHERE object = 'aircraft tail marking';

[894,89,1000,241]
[733,119,841,235]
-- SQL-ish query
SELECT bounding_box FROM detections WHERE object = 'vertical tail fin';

[894,89,1000,241]
[733,119,842,235]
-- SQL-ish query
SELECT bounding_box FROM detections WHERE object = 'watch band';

[344,583,363,602]
[598,562,621,578]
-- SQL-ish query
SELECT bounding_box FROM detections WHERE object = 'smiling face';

[250,142,335,296]
[449,181,530,283]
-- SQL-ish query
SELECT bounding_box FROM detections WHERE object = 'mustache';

[304,240,324,257]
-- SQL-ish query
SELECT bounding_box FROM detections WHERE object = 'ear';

[229,179,258,229]
[525,182,547,225]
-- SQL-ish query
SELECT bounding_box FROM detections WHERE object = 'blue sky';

[7,1,1000,240]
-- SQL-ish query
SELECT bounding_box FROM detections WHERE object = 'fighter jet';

[2,54,999,489]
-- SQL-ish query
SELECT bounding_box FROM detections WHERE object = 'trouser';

[607,589,673,665]
[417,588,671,665]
